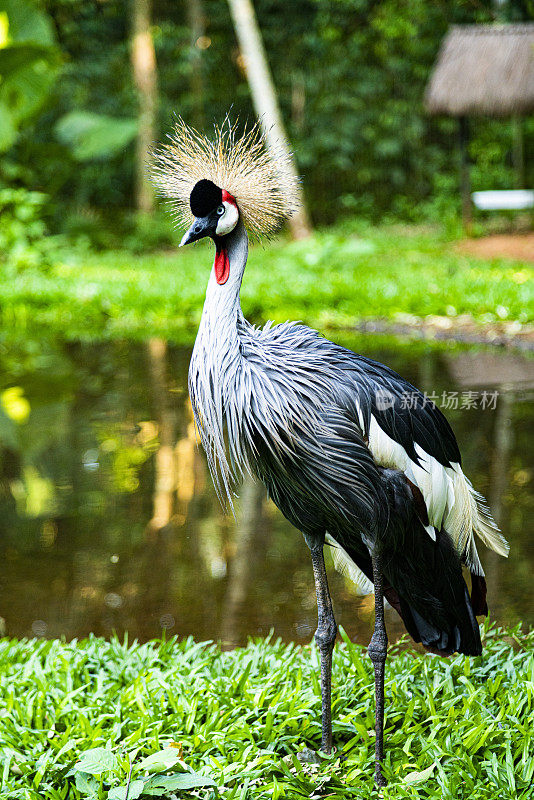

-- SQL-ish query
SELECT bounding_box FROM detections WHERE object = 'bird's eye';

[217,205,225,216]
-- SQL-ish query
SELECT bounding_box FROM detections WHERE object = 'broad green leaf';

[1,0,55,45]
[107,779,146,800]
[74,771,99,794]
[0,12,8,46]
[55,111,137,161]
[143,772,217,795]
[137,747,182,773]
[0,43,54,75]
[0,99,16,151]
[405,762,436,783]
[73,747,117,776]
[0,60,57,123]
[163,772,217,789]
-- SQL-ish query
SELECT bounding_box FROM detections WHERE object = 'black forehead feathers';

[190,179,222,218]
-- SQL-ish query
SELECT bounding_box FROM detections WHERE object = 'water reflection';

[0,334,532,646]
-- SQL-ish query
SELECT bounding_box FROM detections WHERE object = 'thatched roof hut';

[425,23,534,117]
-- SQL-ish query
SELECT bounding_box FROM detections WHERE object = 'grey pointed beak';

[179,215,213,247]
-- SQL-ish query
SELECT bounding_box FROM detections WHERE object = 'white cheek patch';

[216,201,239,235]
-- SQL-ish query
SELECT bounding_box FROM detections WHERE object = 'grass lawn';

[1,624,532,799]
[2,225,532,343]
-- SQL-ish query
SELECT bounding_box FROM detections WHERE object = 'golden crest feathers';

[152,117,300,238]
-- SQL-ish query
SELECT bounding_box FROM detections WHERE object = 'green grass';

[1,225,532,343]
[1,624,532,799]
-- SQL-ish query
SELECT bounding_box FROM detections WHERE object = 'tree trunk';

[145,338,176,535]
[458,116,472,235]
[226,0,311,239]
[486,387,513,611]
[186,0,206,129]
[512,116,525,190]
[221,475,264,645]
[131,0,157,214]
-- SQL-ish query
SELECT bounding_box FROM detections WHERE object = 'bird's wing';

[338,354,509,575]
[247,323,508,575]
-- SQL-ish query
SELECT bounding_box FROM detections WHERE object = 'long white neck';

[189,219,250,502]
[200,218,248,330]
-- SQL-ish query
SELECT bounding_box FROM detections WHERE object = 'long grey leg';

[368,552,388,786]
[310,543,337,753]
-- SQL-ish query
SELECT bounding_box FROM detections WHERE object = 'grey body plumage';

[189,219,492,656]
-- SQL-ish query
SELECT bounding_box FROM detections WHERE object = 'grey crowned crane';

[153,119,509,786]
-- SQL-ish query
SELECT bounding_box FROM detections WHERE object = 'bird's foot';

[297,748,322,766]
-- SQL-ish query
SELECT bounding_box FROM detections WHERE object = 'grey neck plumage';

[201,218,249,325]
[189,219,251,504]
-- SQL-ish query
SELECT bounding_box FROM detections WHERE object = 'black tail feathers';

[398,585,482,656]
[378,468,483,657]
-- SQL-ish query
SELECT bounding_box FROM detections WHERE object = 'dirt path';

[351,316,534,351]
[456,233,534,262]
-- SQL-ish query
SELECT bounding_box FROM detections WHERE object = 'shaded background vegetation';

[1,0,533,249]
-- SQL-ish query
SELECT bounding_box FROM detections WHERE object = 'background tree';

[186,0,206,128]
[2,0,531,232]
[130,0,158,215]
[0,0,58,154]
[226,0,311,238]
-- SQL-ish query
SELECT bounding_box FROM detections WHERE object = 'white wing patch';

[365,414,509,577]
[326,533,373,595]
[367,415,453,535]
[444,465,509,572]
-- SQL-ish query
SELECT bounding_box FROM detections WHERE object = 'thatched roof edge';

[425,23,534,117]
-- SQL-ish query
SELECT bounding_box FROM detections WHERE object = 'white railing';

[472,190,534,210]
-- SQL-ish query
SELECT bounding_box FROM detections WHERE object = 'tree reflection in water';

[0,335,532,645]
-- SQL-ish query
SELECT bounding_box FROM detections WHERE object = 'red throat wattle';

[214,190,236,285]
[214,246,230,285]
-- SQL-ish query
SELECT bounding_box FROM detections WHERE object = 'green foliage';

[55,111,137,161]
[0,186,63,270]
[58,207,177,251]
[0,224,531,342]
[1,0,55,44]
[3,0,532,227]
[0,625,532,798]
[0,0,59,152]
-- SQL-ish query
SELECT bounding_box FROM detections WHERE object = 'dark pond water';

[0,333,532,648]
